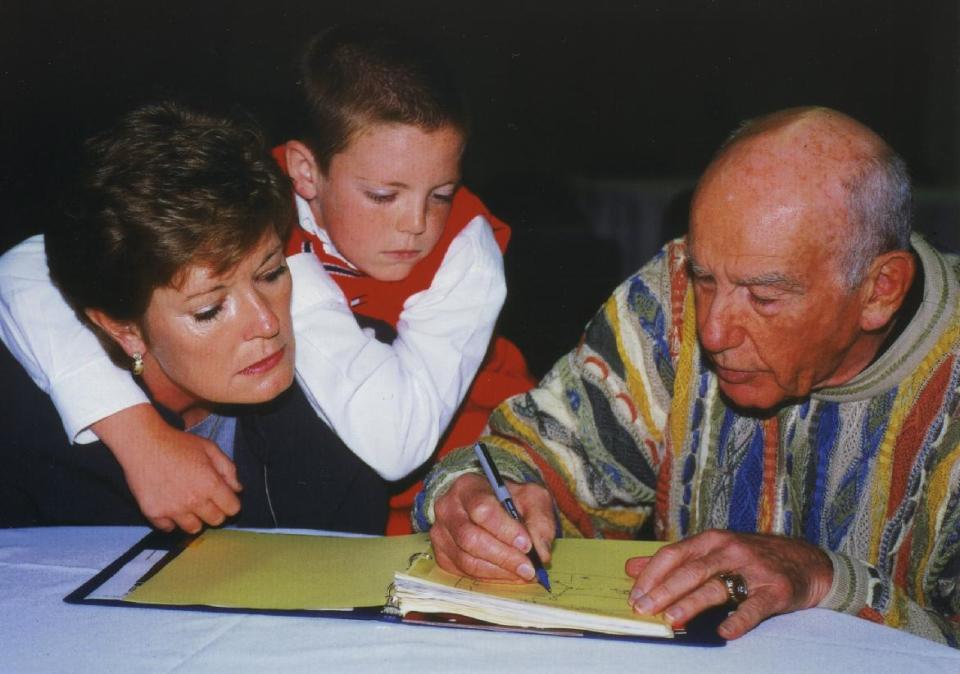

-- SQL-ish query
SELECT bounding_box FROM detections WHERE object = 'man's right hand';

[91,404,242,533]
[429,473,556,583]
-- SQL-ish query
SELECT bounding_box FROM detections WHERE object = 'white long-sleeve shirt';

[0,197,505,480]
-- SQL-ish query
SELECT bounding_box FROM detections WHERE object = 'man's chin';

[716,379,788,415]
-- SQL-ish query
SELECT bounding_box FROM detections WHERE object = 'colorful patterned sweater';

[414,234,960,646]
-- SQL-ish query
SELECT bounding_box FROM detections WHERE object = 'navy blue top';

[0,342,388,535]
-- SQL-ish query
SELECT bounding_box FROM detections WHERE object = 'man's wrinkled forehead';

[686,247,808,293]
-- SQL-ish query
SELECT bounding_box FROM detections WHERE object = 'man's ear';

[84,309,146,359]
[284,140,323,200]
[859,250,916,332]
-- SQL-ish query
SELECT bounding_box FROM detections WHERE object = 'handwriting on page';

[453,572,630,611]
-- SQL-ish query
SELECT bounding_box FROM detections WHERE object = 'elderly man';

[414,107,960,646]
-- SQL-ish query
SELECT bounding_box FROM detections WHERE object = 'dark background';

[2,0,958,375]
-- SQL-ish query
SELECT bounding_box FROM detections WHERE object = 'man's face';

[687,149,869,411]
[312,122,464,282]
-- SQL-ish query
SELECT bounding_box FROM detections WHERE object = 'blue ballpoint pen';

[473,442,552,592]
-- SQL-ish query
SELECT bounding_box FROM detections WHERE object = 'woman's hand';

[626,529,834,639]
[92,404,242,533]
[429,473,556,583]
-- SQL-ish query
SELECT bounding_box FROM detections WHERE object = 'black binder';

[65,529,727,646]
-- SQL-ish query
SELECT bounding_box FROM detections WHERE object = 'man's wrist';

[418,466,485,528]
[817,549,875,614]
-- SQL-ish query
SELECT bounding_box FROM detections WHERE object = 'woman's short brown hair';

[46,101,293,357]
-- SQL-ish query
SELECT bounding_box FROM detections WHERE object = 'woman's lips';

[240,347,285,375]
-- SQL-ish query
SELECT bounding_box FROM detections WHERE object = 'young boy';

[0,23,534,534]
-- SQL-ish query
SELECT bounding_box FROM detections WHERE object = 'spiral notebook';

[65,528,726,646]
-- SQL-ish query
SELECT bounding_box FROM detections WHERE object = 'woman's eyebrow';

[257,245,284,269]
[184,283,225,300]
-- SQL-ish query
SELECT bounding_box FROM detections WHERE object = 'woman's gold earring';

[132,352,144,376]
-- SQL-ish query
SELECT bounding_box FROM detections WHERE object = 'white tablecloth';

[2,527,958,674]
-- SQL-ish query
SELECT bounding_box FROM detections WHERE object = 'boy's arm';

[91,405,242,532]
[0,235,149,441]
[290,215,505,481]
[0,235,241,531]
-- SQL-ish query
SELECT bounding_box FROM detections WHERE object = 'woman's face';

[136,232,295,412]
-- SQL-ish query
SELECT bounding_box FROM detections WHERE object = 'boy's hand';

[429,473,555,583]
[91,404,242,533]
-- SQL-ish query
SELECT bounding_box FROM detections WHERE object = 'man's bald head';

[702,107,911,288]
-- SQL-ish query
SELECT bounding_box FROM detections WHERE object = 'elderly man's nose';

[698,295,742,353]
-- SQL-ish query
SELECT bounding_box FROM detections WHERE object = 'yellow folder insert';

[125,529,430,610]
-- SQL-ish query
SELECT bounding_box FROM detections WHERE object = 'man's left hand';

[626,529,834,640]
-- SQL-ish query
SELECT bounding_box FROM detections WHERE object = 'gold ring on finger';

[717,571,748,607]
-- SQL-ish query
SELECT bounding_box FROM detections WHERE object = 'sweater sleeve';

[415,252,679,535]
[290,215,506,481]
[819,450,960,647]
[0,235,149,443]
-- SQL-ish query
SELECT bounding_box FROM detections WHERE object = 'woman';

[0,101,388,533]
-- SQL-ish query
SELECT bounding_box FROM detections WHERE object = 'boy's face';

[311,122,464,281]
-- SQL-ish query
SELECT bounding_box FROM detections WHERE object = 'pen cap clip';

[473,442,513,504]
[501,497,522,521]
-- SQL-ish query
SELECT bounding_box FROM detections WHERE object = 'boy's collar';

[293,193,323,238]
[293,194,357,270]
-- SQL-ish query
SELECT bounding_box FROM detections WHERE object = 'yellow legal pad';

[393,538,670,637]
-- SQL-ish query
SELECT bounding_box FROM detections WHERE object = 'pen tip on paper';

[536,569,551,593]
